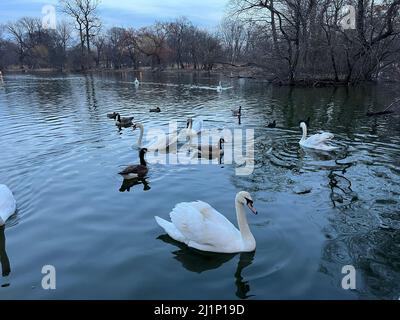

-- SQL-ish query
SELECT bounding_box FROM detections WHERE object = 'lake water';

[0,72,399,299]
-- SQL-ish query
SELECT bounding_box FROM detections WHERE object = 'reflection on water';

[0,73,399,299]
[158,235,255,299]
[328,172,358,208]
[119,177,151,192]
[0,226,10,287]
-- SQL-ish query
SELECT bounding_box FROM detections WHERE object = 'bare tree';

[56,20,72,71]
[60,0,101,70]
[219,17,247,64]
[7,19,27,68]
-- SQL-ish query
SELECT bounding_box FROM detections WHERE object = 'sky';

[0,0,229,29]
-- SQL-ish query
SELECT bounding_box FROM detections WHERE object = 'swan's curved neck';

[235,200,255,246]
[300,124,307,142]
[136,123,144,146]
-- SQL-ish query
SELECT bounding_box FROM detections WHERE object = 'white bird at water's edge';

[134,78,140,86]
[217,81,223,92]
[0,185,16,226]
[155,191,258,253]
[299,121,337,151]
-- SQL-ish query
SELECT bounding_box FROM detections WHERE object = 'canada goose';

[116,113,134,127]
[155,191,258,253]
[233,106,242,116]
[118,148,148,180]
[149,107,161,113]
[299,122,337,151]
[193,138,225,156]
[267,120,277,128]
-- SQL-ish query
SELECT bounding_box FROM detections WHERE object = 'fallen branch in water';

[366,98,400,116]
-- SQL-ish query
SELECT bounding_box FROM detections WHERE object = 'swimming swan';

[155,191,258,253]
[0,185,16,226]
[217,81,223,92]
[132,123,178,151]
[299,122,337,151]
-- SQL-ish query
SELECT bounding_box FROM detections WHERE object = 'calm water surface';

[0,73,399,299]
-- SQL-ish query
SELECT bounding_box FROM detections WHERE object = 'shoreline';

[1,67,394,87]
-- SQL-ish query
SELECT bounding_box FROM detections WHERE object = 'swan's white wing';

[170,201,240,250]
[306,132,334,145]
[146,134,178,150]
[0,185,16,225]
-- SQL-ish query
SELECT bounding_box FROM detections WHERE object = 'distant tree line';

[1,0,400,85]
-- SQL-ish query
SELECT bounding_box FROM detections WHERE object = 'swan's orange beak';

[246,199,258,215]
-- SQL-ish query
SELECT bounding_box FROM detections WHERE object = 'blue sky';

[0,0,229,29]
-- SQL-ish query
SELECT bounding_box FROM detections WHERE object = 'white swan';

[185,118,203,136]
[155,191,258,253]
[132,123,178,151]
[0,185,16,226]
[134,78,140,86]
[216,81,223,92]
[299,122,337,151]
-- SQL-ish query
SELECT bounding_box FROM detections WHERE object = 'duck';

[149,107,161,113]
[115,113,134,127]
[267,120,276,128]
[134,78,140,86]
[299,121,337,151]
[232,106,242,117]
[155,191,258,253]
[216,81,223,92]
[185,118,203,136]
[192,138,225,157]
[0,185,16,226]
[107,112,118,119]
[118,148,148,180]
[132,123,178,151]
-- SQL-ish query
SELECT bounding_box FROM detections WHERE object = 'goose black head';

[140,148,148,155]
